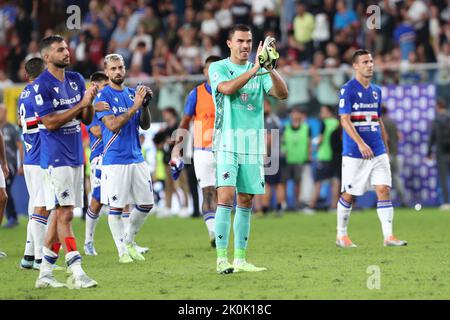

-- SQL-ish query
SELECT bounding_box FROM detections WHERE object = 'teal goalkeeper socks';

[234,206,252,253]
[215,204,232,253]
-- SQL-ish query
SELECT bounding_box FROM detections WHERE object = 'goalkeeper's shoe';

[126,243,145,261]
[20,258,34,269]
[0,251,6,258]
[258,36,279,69]
[336,235,357,248]
[216,260,234,274]
[384,235,407,247]
[233,260,267,273]
[136,243,150,254]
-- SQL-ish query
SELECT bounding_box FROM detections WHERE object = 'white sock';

[108,209,127,256]
[65,251,85,277]
[125,206,151,244]
[377,200,394,239]
[85,207,100,243]
[203,211,215,234]
[337,197,352,237]
[24,216,34,257]
[31,214,48,260]
[122,211,130,235]
[40,247,57,276]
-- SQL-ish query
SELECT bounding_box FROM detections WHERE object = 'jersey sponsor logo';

[35,94,43,105]
[69,82,78,91]
[33,84,39,93]
[53,99,60,108]
[352,102,359,110]
[112,106,128,114]
[247,104,255,111]
[352,102,378,110]
[20,89,30,99]
[243,82,259,90]
[52,94,81,108]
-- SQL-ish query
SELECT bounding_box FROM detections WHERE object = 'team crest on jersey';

[372,91,378,100]
[69,82,78,91]
[240,93,249,103]
[129,94,135,101]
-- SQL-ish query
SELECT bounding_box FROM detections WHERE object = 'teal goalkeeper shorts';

[214,151,265,195]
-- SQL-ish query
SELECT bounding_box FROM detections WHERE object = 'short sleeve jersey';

[338,78,386,158]
[95,85,144,165]
[209,58,273,155]
[86,115,104,162]
[18,83,40,165]
[34,70,86,168]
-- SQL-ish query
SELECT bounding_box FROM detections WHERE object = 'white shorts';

[90,156,102,202]
[193,149,216,189]
[24,165,47,214]
[0,166,5,189]
[43,165,84,210]
[101,162,154,208]
[341,154,392,196]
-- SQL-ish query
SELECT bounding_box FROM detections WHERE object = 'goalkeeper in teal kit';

[208,25,288,274]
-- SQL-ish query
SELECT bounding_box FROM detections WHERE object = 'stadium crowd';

[0,0,449,225]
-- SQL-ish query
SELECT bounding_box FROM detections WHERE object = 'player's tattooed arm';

[340,114,374,159]
[89,125,102,139]
[79,84,99,126]
[41,84,98,131]
[101,86,147,132]
[139,102,151,130]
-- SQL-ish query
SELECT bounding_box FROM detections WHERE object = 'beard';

[54,60,69,69]
[111,77,124,85]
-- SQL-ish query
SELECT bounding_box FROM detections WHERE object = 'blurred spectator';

[89,25,106,69]
[0,104,23,228]
[176,34,202,74]
[394,9,416,63]
[24,40,40,62]
[292,3,315,63]
[141,6,161,43]
[0,70,13,92]
[130,41,152,76]
[129,23,153,54]
[262,98,286,216]
[157,80,185,114]
[215,0,233,53]
[159,107,191,217]
[329,120,342,210]
[6,32,26,83]
[249,0,277,43]
[129,63,149,80]
[333,0,359,32]
[165,13,180,51]
[437,41,450,103]
[281,108,311,210]
[381,106,407,207]
[14,6,33,47]
[308,105,339,212]
[151,38,185,77]
[200,8,219,38]
[231,0,252,25]
[312,11,331,53]
[200,36,221,64]
[428,98,450,210]
[108,16,133,64]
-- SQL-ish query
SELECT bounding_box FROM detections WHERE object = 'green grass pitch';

[1,208,450,299]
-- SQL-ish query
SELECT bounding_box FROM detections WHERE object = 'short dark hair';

[205,55,221,65]
[163,107,178,119]
[228,24,251,40]
[39,34,65,53]
[352,49,371,63]
[322,104,335,115]
[25,57,45,80]
[90,71,108,83]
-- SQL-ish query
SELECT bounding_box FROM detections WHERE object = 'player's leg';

[84,157,102,256]
[232,153,267,272]
[261,182,272,215]
[214,151,238,274]
[103,165,132,263]
[336,156,367,248]
[122,205,149,254]
[30,206,52,270]
[125,162,154,261]
[0,181,7,258]
[372,154,407,246]
[35,210,66,288]
[194,149,217,245]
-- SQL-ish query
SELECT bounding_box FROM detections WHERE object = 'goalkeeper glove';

[169,158,184,180]
[258,36,280,69]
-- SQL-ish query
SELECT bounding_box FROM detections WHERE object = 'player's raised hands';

[94,101,110,112]
[134,85,147,108]
[358,142,374,159]
[255,41,263,68]
[81,83,99,108]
